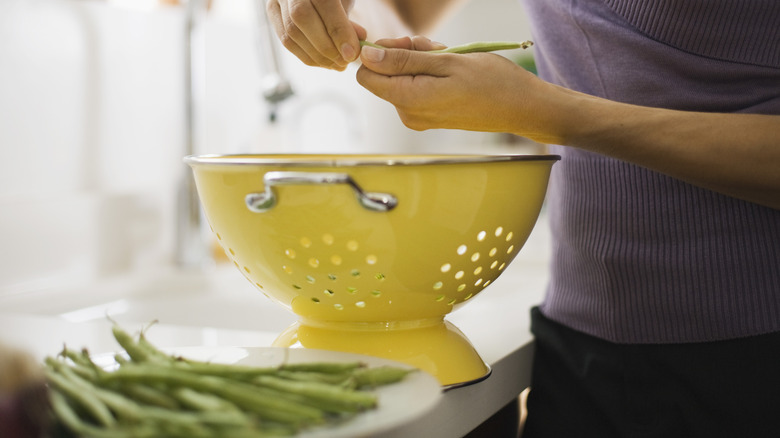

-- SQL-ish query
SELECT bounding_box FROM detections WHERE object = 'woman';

[267,0,780,436]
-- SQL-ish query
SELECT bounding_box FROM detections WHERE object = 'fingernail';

[360,45,385,63]
[340,43,357,61]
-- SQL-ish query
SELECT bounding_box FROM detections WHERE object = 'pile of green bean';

[44,325,413,437]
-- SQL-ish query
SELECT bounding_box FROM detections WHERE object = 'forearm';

[539,87,780,209]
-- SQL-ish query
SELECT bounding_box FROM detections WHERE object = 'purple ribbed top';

[522,0,780,343]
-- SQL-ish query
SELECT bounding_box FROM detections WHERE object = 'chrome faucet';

[254,0,294,123]
[175,0,295,268]
[175,0,209,268]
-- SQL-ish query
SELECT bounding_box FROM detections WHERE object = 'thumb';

[360,46,450,77]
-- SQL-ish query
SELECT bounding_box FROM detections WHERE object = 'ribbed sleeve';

[602,0,780,68]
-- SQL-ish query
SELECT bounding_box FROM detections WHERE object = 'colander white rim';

[184,153,561,167]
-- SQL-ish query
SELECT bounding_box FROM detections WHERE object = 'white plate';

[96,347,442,438]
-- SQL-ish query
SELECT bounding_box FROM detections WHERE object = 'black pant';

[522,307,780,438]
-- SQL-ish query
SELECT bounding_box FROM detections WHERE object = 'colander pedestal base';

[272,319,491,388]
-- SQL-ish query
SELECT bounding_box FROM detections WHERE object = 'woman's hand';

[356,36,560,139]
[357,37,562,142]
[266,0,367,70]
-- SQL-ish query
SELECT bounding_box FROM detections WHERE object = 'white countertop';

[0,223,550,437]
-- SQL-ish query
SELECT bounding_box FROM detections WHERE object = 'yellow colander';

[185,154,559,386]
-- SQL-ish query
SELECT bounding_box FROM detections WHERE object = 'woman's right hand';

[266,0,367,71]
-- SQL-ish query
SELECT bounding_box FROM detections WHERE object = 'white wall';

[0,0,537,296]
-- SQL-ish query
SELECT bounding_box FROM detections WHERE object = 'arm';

[265,0,464,70]
[356,38,780,209]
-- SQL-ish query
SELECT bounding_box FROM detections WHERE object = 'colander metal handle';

[245,171,398,213]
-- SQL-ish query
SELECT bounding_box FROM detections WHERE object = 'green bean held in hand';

[359,39,533,54]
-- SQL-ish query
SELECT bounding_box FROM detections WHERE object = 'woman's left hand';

[356,36,549,136]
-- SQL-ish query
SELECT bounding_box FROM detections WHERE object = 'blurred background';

[0,0,542,300]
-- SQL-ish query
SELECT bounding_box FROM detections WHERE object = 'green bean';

[136,332,176,364]
[172,387,241,412]
[118,383,181,410]
[100,365,324,424]
[114,353,129,366]
[45,364,117,427]
[278,361,365,374]
[429,40,533,54]
[50,358,146,421]
[168,360,281,380]
[254,375,377,413]
[111,325,154,363]
[142,405,250,429]
[50,390,157,438]
[275,369,354,387]
[360,39,533,54]
[352,365,414,389]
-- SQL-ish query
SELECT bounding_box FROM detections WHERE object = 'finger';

[409,35,448,51]
[310,0,361,62]
[279,0,348,67]
[356,62,442,102]
[267,1,320,66]
[359,46,452,77]
[374,36,447,52]
[351,21,367,42]
[373,36,414,50]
